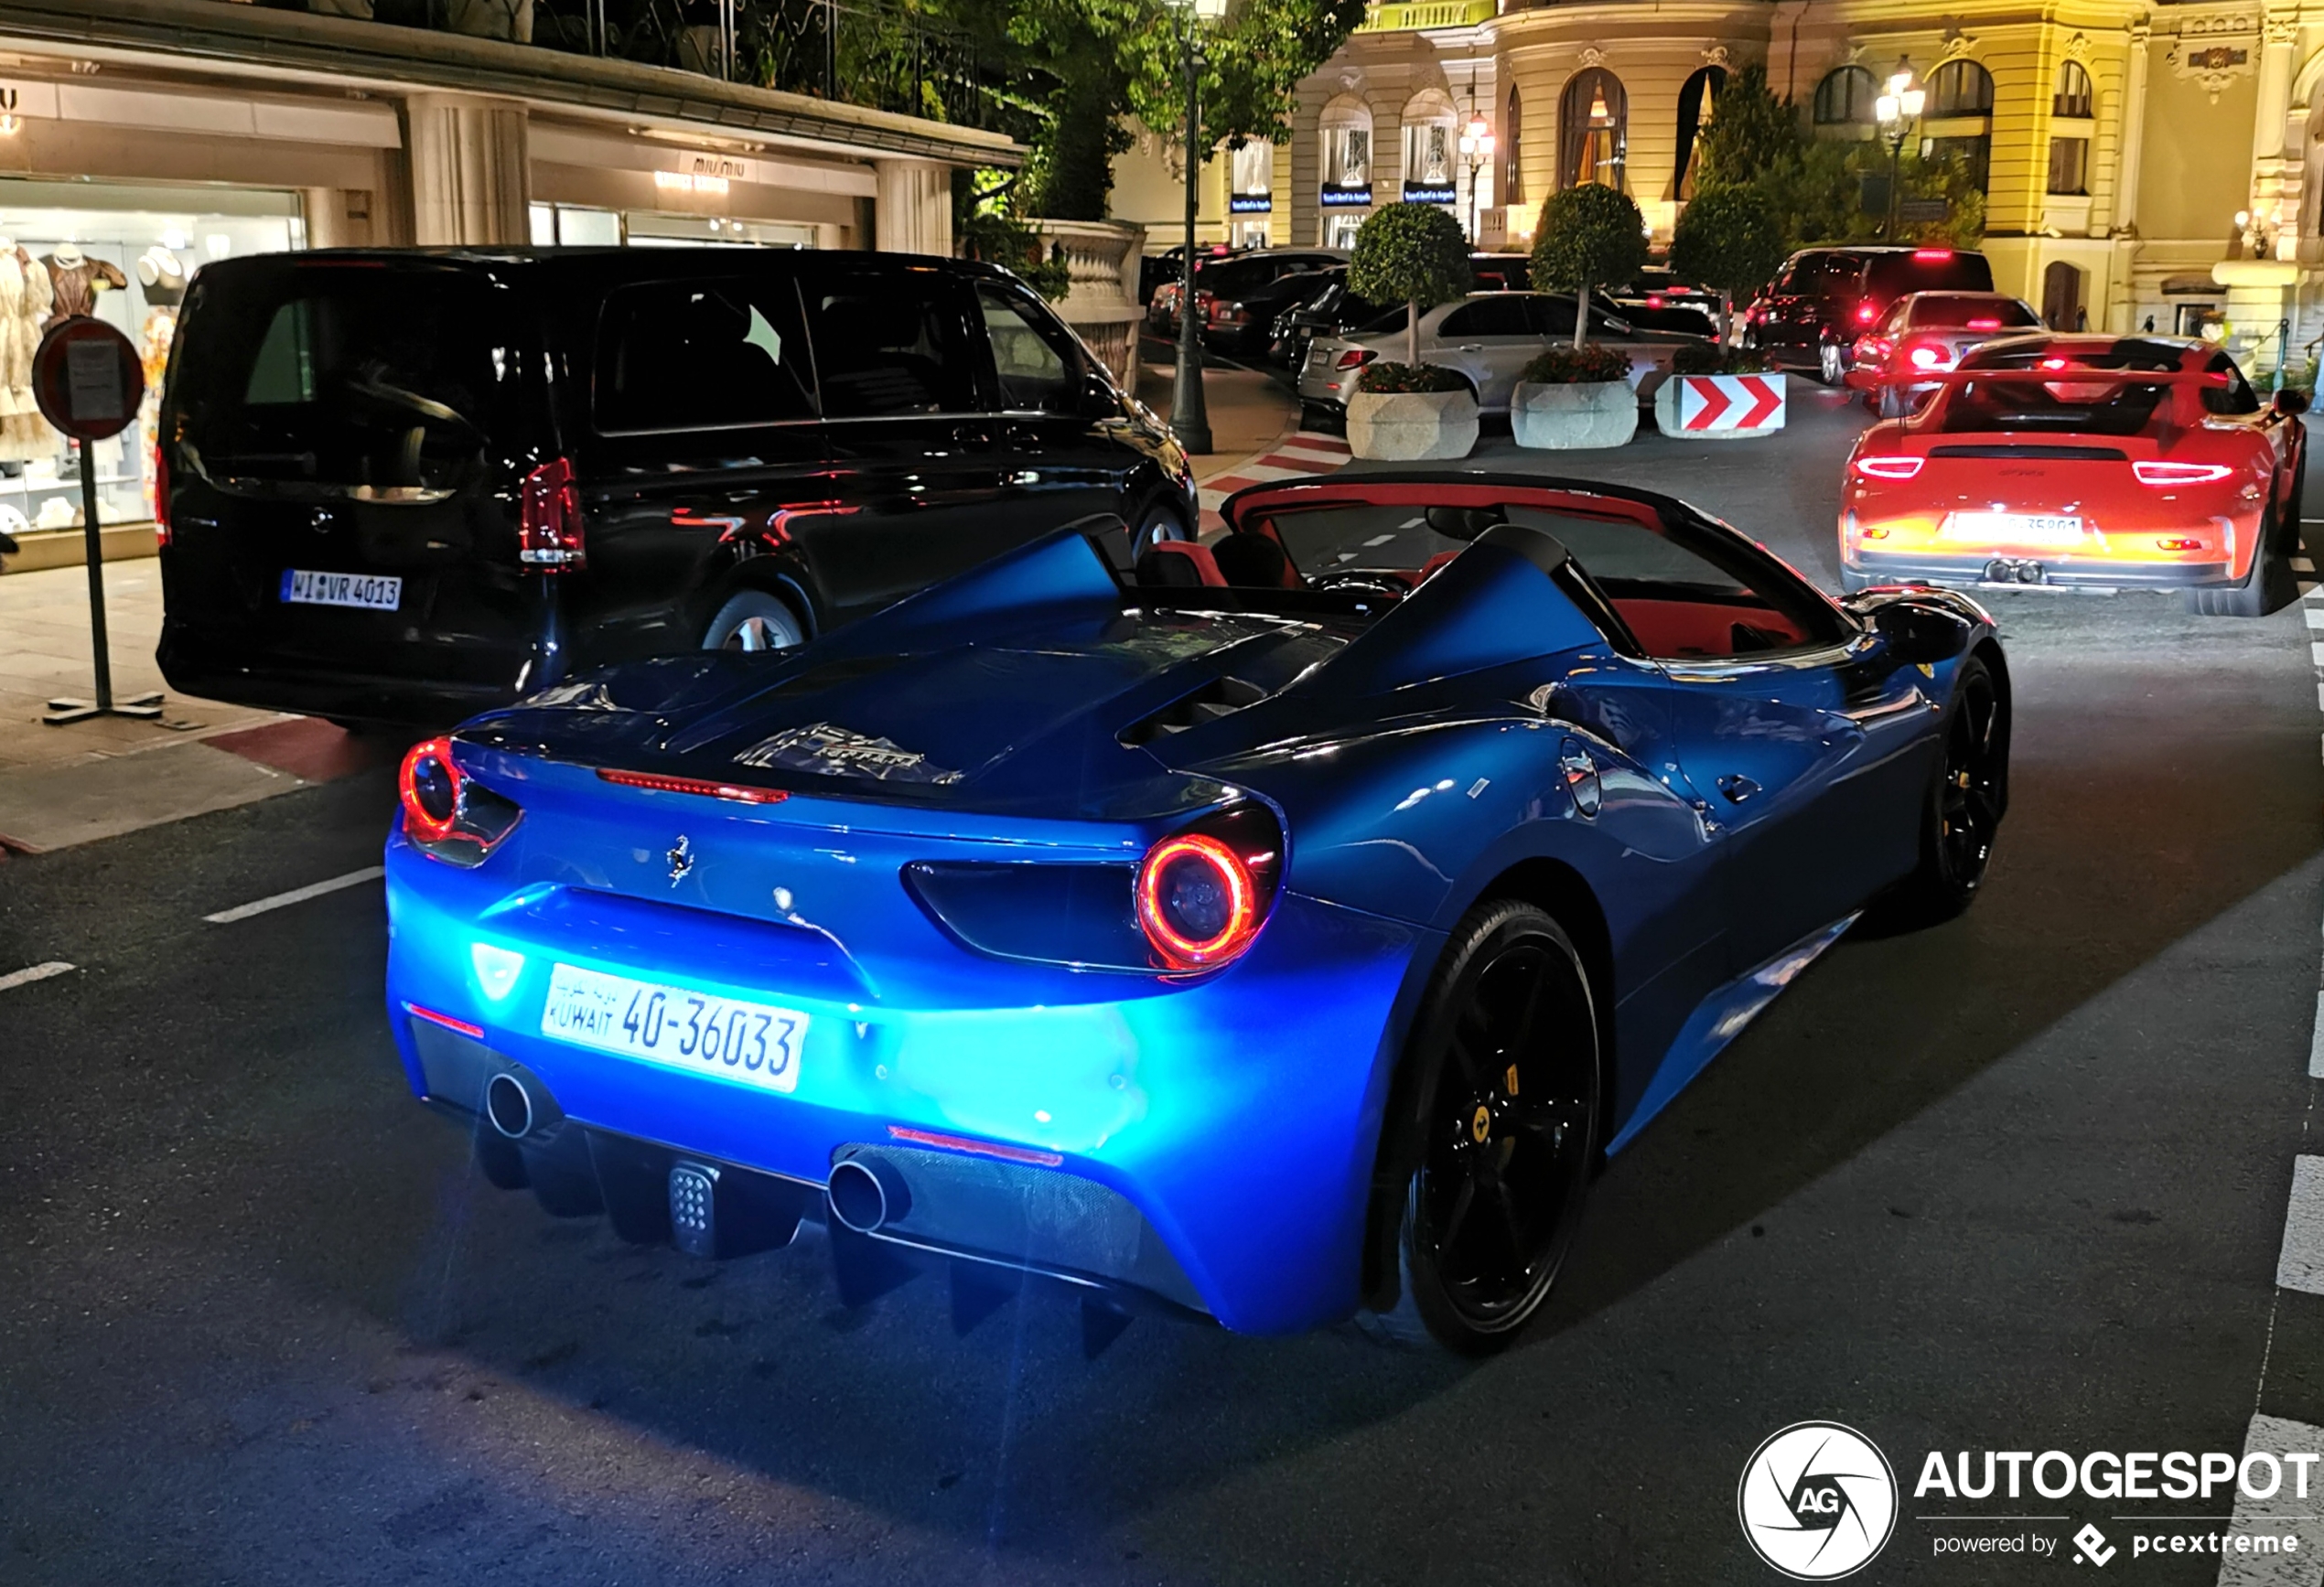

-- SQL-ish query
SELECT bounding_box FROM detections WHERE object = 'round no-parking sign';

[32,316,145,442]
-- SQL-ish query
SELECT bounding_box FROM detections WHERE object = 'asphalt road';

[3,386,2320,1586]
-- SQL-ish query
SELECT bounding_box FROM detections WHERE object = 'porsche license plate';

[1942,511,2084,546]
[281,569,403,610]
[540,963,805,1093]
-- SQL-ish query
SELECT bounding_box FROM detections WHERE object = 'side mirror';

[2276,388,2310,416]
[1869,599,1972,664]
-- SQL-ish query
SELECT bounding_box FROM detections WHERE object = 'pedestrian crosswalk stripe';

[2275,1157,2324,1295]
[2212,1414,2324,1587]
[0,960,74,993]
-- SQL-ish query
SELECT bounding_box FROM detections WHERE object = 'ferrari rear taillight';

[1336,348,1376,370]
[1853,455,1925,480]
[400,737,523,866]
[1135,805,1281,971]
[2131,461,2234,487]
[519,457,586,572]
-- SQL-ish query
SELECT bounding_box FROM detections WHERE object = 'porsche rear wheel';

[2185,505,2295,617]
[1882,655,2007,925]
[1361,901,1600,1356]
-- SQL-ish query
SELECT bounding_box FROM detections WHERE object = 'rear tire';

[2184,506,2296,617]
[1818,338,1847,386]
[701,588,806,652]
[1357,901,1600,1356]
[1876,655,2007,927]
[1132,504,1191,560]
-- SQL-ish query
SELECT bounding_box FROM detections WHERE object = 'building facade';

[1113,0,2324,374]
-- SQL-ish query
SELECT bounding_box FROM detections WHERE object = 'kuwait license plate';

[540,963,806,1093]
[281,568,403,610]
[1942,511,2084,546]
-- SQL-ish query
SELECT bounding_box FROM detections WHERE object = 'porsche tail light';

[152,443,170,548]
[1853,455,1925,480]
[400,737,523,867]
[1335,348,1377,370]
[2132,461,2234,486]
[1135,804,1281,971]
[519,456,586,571]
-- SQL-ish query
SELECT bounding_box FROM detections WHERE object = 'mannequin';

[135,245,186,307]
[0,245,56,461]
[43,242,125,329]
[135,246,183,521]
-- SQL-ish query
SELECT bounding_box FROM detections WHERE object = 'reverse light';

[1853,455,1925,480]
[519,456,586,571]
[2132,461,2234,486]
[595,767,790,804]
[399,737,524,866]
[1137,833,1261,970]
[1335,348,1377,370]
[470,942,526,1001]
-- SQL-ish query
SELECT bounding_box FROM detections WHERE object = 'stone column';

[2253,14,2301,257]
[2114,23,2149,235]
[403,94,529,247]
[874,160,953,256]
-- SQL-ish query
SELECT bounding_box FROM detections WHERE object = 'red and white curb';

[1197,430,1350,536]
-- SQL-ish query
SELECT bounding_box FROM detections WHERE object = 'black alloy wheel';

[1364,900,1599,1356]
[1878,654,2007,925]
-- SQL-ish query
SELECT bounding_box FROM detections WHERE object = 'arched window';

[1401,90,1458,202]
[1674,65,1726,198]
[1559,68,1627,190]
[2053,59,2093,118]
[1318,95,1373,247]
[1928,59,1995,116]
[1502,86,1524,208]
[1813,65,1877,125]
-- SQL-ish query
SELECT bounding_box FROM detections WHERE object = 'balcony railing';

[322,0,1004,130]
[1354,0,1496,32]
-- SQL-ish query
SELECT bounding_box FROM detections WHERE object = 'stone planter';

[1653,372,1788,440]
[1511,380,1638,450]
[1346,388,1479,461]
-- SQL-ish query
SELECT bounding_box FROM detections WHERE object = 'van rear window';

[171,265,529,499]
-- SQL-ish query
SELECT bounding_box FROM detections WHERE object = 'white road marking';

[203,866,385,925]
[2309,992,2324,1078]
[2306,606,2324,629]
[2275,1157,2324,1294]
[2295,557,2319,574]
[1364,533,1396,546]
[0,960,74,992]
[2308,642,2324,667]
[2213,1414,2324,1586]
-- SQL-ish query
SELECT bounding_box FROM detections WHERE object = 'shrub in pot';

[1511,343,1637,450]
[1653,343,1787,439]
[1530,186,1649,348]
[1347,361,1478,461]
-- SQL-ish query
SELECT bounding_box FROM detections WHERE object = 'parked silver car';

[1297,292,1709,416]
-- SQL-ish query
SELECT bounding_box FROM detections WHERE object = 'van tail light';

[1913,248,1954,261]
[2131,461,2234,487]
[152,443,171,548]
[519,457,586,572]
[1335,348,1377,370]
[1853,455,1925,480]
[399,737,522,867]
[1135,804,1281,971]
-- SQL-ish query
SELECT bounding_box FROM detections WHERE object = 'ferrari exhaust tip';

[485,1071,535,1139]
[827,1157,909,1234]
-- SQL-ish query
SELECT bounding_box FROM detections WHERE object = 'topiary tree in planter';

[1346,202,1472,369]
[1531,184,1648,348]
[1669,186,1787,345]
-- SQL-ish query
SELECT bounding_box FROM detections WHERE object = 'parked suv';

[1742,245,1995,383]
[156,249,1194,725]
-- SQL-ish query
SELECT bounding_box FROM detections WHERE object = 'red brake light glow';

[1136,832,1261,970]
[152,442,171,548]
[595,767,790,804]
[519,457,586,571]
[2132,461,2234,487]
[1335,348,1377,370]
[2157,538,2204,551]
[2039,357,2070,370]
[1856,304,1877,323]
[1908,344,1946,370]
[1645,294,1665,307]
[399,737,463,844]
[1967,317,2001,329]
[404,1002,484,1040]
[1853,455,1925,480]
[1913,248,1954,261]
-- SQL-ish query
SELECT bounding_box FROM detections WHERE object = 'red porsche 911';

[1845,291,2045,416]
[1840,336,2308,615]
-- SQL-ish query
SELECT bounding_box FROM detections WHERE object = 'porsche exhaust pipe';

[827,1157,910,1234]
[485,1072,535,1139]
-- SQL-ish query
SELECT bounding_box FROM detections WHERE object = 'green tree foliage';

[1669,186,1787,341]
[1691,64,1800,191]
[1347,202,1472,367]
[1531,185,1649,347]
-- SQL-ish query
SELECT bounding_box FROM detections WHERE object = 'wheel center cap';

[1471,1104,1491,1143]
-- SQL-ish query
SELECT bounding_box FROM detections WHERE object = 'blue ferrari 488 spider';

[383,472,2008,1354]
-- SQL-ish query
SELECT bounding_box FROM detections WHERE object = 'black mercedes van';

[156,249,1194,724]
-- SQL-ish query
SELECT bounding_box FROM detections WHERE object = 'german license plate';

[540,963,806,1094]
[281,568,403,610]
[1942,511,2084,546]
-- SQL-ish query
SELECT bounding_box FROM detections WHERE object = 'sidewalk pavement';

[0,558,391,854]
[1135,359,1303,486]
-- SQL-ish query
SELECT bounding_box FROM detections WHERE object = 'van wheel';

[1357,900,1599,1356]
[701,589,805,652]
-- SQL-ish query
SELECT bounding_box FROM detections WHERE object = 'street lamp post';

[1873,59,1925,242]
[1167,0,1226,456]
[1458,113,1495,242]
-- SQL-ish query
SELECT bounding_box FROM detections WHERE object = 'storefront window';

[1324,124,1371,190]
[528,204,816,249]
[0,178,302,535]
[1403,118,1456,202]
